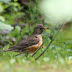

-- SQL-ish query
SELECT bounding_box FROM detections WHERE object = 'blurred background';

[0,0,72,72]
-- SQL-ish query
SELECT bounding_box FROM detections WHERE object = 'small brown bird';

[2,24,48,54]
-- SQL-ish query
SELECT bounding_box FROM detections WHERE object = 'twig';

[32,27,55,57]
[15,53,24,56]
[35,24,63,60]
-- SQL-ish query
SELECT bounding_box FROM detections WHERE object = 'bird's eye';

[40,28,43,30]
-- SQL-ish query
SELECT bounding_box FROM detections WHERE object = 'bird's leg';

[15,50,24,56]
[24,50,29,57]
[25,52,29,57]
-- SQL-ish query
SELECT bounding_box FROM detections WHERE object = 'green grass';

[0,31,72,72]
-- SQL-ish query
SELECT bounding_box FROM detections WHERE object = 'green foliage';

[0,0,11,3]
[0,21,13,31]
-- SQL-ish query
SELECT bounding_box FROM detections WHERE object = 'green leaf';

[3,44,9,50]
[0,16,5,21]
[0,4,4,12]
[0,0,11,3]
[0,21,14,31]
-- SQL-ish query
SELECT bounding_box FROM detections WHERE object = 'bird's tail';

[1,46,15,53]
[1,49,12,53]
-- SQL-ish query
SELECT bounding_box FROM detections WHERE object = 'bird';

[1,24,49,55]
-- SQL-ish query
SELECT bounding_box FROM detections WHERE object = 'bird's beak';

[43,27,49,30]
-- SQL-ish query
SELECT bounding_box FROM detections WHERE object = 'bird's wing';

[2,35,39,52]
[16,35,39,49]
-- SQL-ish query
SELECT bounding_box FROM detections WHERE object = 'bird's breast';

[38,35,42,47]
[24,35,42,53]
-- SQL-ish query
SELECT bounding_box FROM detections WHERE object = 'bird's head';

[33,24,49,34]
